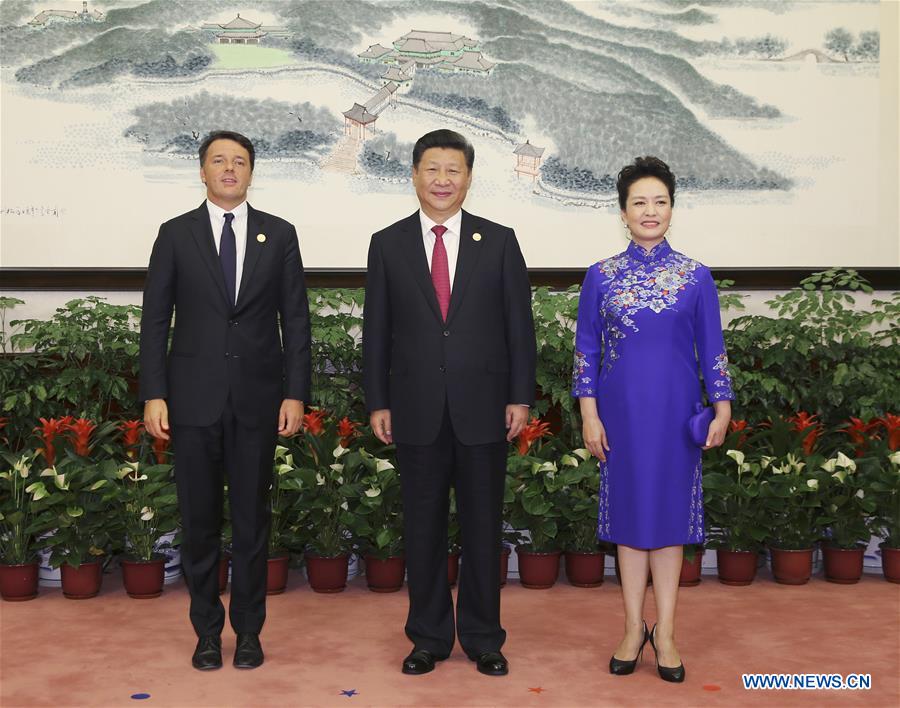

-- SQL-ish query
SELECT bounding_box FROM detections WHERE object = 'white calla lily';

[375,459,394,472]
[806,479,819,491]
[573,448,590,461]
[365,487,381,498]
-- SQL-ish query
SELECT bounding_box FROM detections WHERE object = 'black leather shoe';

[402,649,439,675]
[649,623,685,683]
[191,635,222,671]
[474,651,509,676]
[233,633,264,669]
[609,620,650,675]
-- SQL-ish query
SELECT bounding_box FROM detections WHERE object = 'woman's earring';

[623,223,630,239]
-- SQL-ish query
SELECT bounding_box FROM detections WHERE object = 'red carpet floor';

[1,569,898,707]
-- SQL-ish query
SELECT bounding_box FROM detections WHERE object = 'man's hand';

[505,404,529,442]
[144,398,170,440]
[278,399,304,436]
[370,409,393,444]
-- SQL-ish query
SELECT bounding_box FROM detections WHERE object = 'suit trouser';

[395,403,507,659]
[172,397,276,637]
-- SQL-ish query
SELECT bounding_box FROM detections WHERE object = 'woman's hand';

[583,416,611,462]
[703,401,732,449]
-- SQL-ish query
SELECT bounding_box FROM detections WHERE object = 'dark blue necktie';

[220,212,236,306]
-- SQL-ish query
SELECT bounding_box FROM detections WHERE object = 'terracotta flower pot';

[500,546,511,588]
[266,554,290,595]
[306,553,349,593]
[880,544,900,583]
[769,547,813,585]
[0,561,39,601]
[447,551,460,587]
[564,550,605,587]
[365,555,405,593]
[716,549,758,586]
[516,547,561,589]
[218,553,230,594]
[823,545,865,584]
[679,550,703,587]
[61,560,103,599]
[121,557,166,598]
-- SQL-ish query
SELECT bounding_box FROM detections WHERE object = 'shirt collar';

[206,199,248,221]
[420,209,462,237]
[626,238,672,263]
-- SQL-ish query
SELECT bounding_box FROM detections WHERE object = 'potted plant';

[292,413,356,593]
[556,448,604,587]
[266,445,307,594]
[702,449,768,585]
[818,452,877,583]
[758,452,823,584]
[106,459,178,598]
[866,447,900,583]
[349,448,404,592]
[0,452,50,601]
[507,427,565,589]
[36,459,113,599]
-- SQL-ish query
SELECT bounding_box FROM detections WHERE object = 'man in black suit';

[363,129,536,676]
[140,130,311,671]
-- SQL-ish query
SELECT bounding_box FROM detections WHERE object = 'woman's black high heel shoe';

[649,623,686,683]
[609,621,650,675]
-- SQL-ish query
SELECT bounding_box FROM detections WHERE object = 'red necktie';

[430,225,451,321]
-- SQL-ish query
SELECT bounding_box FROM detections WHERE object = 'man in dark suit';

[363,129,536,677]
[140,130,311,671]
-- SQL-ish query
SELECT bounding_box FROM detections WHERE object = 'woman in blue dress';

[571,157,733,683]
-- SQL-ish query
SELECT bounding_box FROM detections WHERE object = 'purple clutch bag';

[688,403,715,447]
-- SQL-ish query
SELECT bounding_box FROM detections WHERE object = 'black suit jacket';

[362,210,536,446]
[139,202,311,428]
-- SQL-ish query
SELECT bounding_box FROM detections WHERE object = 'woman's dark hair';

[616,156,675,210]
[412,129,475,170]
[199,130,256,171]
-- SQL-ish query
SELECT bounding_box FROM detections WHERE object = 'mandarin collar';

[626,238,672,263]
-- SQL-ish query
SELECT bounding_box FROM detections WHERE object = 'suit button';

[225,352,231,358]
[229,320,238,327]
[442,330,449,337]
[439,365,446,372]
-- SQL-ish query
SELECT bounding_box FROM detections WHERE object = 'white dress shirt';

[419,209,462,290]
[206,199,248,304]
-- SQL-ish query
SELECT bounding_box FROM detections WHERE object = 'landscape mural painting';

[0,0,894,269]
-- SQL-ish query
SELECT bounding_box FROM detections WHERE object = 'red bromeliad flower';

[840,417,879,457]
[119,420,144,459]
[728,420,752,448]
[302,409,327,437]
[516,417,552,456]
[786,411,823,455]
[34,417,72,466]
[152,435,170,464]
[67,417,97,457]
[876,413,900,451]
[337,417,359,448]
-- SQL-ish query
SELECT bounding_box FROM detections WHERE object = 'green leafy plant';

[0,452,51,564]
[34,459,114,568]
[506,436,567,553]
[758,453,824,550]
[702,448,769,552]
[866,449,900,548]
[106,460,178,562]
[348,449,403,560]
[555,448,602,552]
[308,288,365,418]
[817,452,877,549]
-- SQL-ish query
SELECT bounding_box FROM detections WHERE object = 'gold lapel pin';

[257,234,266,243]
[472,232,482,242]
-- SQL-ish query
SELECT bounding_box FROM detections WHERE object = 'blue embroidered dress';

[571,239,734,549]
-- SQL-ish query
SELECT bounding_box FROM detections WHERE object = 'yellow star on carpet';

[527,687,545,694]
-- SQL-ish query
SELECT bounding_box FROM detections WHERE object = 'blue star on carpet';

[340,689,358,697]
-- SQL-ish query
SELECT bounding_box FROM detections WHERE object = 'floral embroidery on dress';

[597,460,611,540]
[710,352,734,400]
[595,242,702,373]
[687,460,705,543]
[572,350,595,395]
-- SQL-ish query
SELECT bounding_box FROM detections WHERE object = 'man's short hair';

[412,129,474,170]
[198,131,256,171]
